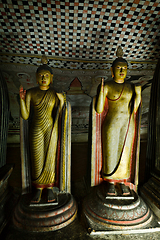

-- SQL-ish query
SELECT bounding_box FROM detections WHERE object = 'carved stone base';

[141,176,160,219]
[83,182,156,234]
[13,192,77,232]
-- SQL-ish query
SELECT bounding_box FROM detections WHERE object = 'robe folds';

[90,88,141,191]
[20,88,71,194]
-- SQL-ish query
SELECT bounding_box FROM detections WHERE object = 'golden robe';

[20,87,71,194]
[90,82,141,191]
[29,88,59,187]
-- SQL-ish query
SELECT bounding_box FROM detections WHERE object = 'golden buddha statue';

[13,58,77,230]
[90,47,141,192]
[20,56,67,203]
[83,49,153,231]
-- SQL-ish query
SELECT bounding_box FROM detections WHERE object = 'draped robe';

[20,87,71,194]
[29,88,59,187]
[90,82,141,191]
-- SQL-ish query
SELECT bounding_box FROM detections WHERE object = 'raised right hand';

[101,77,104,92]
[19,85,26,100]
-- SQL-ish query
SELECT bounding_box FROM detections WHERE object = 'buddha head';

[111,47,128,83]
[36,56,53,90]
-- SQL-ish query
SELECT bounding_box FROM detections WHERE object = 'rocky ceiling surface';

[0,0,159,142]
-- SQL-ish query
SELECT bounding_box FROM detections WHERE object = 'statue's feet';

[120,183,130,195]
[31,188,42,203]
[47,188,56,202]
[107,183,116,196]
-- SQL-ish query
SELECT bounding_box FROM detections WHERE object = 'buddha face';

[111,62,127,83]
[36,70,53,90]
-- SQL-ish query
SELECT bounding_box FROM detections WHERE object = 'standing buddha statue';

[13,56,76,232]
[20,56,67,203]
[90,46,141,193]
[83,48,153,232]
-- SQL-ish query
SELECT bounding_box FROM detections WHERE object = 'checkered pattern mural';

[0,0,160,69]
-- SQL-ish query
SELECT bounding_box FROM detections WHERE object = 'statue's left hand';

[19,85,26,100]
[134,85,141,112]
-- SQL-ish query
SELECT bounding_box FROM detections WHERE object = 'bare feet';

[107,183,116,196]
[31,188,42,203]
[120,183,130,195]
[47,188,56,202]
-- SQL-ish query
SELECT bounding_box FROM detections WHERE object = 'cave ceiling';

[0,0,160,141]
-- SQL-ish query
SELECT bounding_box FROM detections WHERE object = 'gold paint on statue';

[116,46,124,58]
[96,52,141,181]
[20,62,65,202]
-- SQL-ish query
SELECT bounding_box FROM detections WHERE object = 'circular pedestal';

[13,192,77,232]
[83,183,152,231]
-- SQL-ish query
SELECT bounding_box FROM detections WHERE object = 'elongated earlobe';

[50,74,53,84]
[110,67,114,78]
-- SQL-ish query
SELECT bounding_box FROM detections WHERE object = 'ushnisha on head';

[111,46,128,84]
[36,55,53,90]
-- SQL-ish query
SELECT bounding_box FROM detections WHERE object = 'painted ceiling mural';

[0,0,160,62]
[0,0,159,142]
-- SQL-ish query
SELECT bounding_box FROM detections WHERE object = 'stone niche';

[66,77,92,143]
